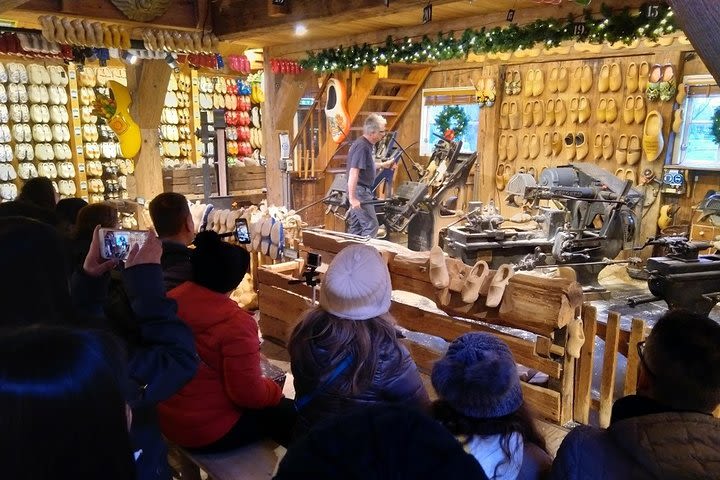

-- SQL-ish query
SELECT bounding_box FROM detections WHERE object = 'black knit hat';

[432,332,522,419]
[192,231,250,293]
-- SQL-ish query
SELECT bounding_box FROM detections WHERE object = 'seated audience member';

[0,325,135,480]
[148,192,195,290]
[0,178,59,225]
[273,404,488,480]
[18,177,58,210]
[55,197,88,236]
[288,244,428,437]
[159,231,295,451]
[0,217,198,480]
[551,310,720,480]
[431,332,552,480]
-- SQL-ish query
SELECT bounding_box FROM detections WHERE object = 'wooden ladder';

[317,64,432,180]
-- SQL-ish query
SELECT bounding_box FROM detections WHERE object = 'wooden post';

[599,311,621,428]
[623,317,647,396]
[574,304,598,424]
[261,60,316,206]
[125,60,172,202]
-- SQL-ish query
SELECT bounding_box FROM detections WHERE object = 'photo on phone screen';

[234,218,251,244]
[99,228,148,260]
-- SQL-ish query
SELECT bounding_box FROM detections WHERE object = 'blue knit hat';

[431,332,523,418]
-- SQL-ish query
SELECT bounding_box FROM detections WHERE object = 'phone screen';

[99,228,148,260]
[234,218,251,244]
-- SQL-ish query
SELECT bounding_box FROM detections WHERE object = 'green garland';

[712,107,720,145]
[435,106,469,139]
[301,2,676,73]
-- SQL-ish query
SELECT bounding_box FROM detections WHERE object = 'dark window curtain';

[668,0,720,84]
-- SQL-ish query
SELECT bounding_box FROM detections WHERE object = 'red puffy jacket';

[158,282,282,448]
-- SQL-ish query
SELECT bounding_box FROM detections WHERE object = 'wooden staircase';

[317,64,432,179]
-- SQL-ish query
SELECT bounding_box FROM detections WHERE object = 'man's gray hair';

[363,113,387,135]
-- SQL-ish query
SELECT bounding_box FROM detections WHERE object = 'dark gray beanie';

[431,332,522,418]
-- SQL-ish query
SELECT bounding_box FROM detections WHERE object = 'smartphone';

[99,228,148,260]
[234,218,251,244]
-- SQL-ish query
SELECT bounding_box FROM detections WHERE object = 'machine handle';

[627,294,661,307]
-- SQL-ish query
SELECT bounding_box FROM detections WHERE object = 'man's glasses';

[636,340,655,377]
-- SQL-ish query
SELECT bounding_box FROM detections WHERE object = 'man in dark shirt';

[148,192,195,290]
[346,113,393,237]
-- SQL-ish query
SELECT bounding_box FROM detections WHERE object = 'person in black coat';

[148,192,195,291]
[274,404,489,480]
[288,244,428,437]
[0,217,198,480]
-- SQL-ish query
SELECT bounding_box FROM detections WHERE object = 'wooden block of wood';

[498,274,583,336]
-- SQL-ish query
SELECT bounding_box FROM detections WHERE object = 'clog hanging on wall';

[325,78,350,144]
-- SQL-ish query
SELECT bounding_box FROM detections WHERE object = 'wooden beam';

[11,0,198,30]
[668,0,720,83]
[125,60,171,202]
[0,0,29,14]
[263,67,317,206]
[214,0,463,39]
[268,0,648,56]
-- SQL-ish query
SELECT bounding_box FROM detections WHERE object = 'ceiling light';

[294,24,308,36]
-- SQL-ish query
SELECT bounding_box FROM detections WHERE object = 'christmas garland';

[712,107,720,145]
[435,106,469,140]
[301,2,676,73]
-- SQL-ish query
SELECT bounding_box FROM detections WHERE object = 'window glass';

[419,89,479,156]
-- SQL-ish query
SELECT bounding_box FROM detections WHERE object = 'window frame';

[419,87,480,156]
[672,74,720,171]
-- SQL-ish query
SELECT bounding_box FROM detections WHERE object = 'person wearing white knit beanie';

[288,244,428,438]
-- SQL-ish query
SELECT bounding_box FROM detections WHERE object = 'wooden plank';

[560,348,575,426]
[599,311,621,428]
[402,337,560,423]
[258,313,295,345]
[257,267,314,299]
[623,317,647,397]
[258,284,313,325]
[390,300,562,378]
[385,67,432,131]
[0,0,29,13]
[574,305,598,425]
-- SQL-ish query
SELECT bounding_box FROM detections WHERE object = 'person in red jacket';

[159,231,296,452]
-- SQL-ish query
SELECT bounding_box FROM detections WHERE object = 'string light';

[301,4,676,72]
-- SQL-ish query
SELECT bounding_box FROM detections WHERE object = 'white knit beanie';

[319,244,392,320]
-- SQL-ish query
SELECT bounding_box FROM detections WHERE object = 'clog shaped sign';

[325,78,350,144]
[107,80,141,158]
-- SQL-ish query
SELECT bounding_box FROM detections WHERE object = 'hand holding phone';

[99,228,150,261]
[84,225,120,277]
[125,229,162,268]
[234,218,251,244]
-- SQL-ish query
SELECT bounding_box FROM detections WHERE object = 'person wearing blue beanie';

[431,332,551,480]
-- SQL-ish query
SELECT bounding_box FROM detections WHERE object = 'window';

[419,88,480,156]
[675,75,720,169]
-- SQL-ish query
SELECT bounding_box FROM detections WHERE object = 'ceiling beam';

[668,0,720,83]
[0,0,30,14]
[268,0,647,58]
[8,0,199,30]
[213,0,463,39]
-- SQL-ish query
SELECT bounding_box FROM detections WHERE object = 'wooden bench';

[169,440,282,480]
